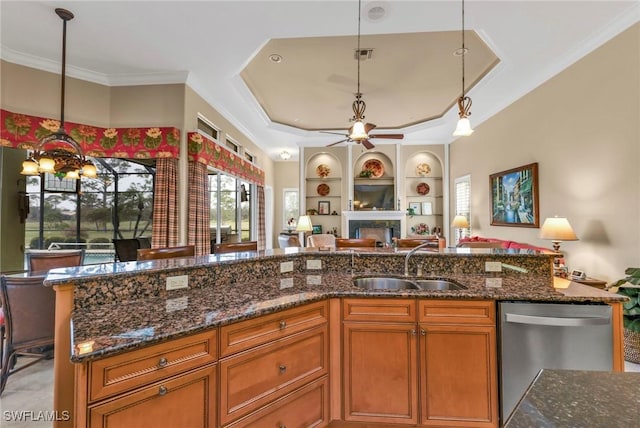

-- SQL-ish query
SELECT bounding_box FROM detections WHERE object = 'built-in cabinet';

[304,151,344,236]
[342,298,498,427]
[404,151,444,236]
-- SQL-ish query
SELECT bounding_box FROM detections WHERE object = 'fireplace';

[342,211,406,244]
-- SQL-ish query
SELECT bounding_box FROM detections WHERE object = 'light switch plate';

[166,296,188,312]
[485,261,502,272]
[307,259,322,270]
[280,278,294,289]
[166,275,189,290]
[486,278,503,288]
[280,261,294,273]
[306,275,322,285]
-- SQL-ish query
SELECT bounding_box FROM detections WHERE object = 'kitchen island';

[44,247,625,428]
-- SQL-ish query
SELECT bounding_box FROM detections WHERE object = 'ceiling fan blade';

[320,131,349,136]
[369,134,404,140]
[326,138,349,147]
[364,123,377,133]
[361,139,375,150]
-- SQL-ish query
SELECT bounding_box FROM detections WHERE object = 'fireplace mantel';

[342,211,407,239]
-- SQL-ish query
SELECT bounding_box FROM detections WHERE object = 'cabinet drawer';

[89,330,217,402]
[419,300,495,325]
[88,364,217,428]
[227,377,329,428]
[220,301,327,357]
[220,325,328,426]
[343,298,416,323]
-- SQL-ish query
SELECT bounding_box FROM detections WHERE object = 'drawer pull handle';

[411,329,417,336]
[421,329,426,336]
[279,364,287,373]
[279,320,287,329]
[158,386,168,396]
[279,425,286,428]
[158,357,168,368]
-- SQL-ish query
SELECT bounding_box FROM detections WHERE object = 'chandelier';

[21,8,96,179]
[348,0,368,141]
[453,0,474,137]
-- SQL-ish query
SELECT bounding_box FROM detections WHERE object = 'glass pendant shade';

[453,117,474,136]
[38,157,57,173]
[349,120,368,141]
[21,159,40,176]
[65,169,80,180]
[82,162,97,178]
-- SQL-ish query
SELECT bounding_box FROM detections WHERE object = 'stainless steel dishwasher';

[499,302,613,423]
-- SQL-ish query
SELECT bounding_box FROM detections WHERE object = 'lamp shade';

[540,217,578,241]
[349,120,368,141]
[451,215,469,228]
[295,215,313,232]
[453,117,474,137]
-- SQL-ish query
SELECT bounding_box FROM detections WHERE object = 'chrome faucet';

[404,242,435,276]
[350,249,361,276]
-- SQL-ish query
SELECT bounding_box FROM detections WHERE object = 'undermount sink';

[414,279,466,291]
[353,277,420,290]
[353,276,466,291]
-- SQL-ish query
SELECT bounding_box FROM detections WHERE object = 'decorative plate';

[416,182,430,195]
[416,163,431,176]
[316,164,330,178]
[317,183,330,196]
[362,159,384,178]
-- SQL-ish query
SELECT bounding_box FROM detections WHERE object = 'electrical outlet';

[280,261,294,273]
[165,296,188,312]
[486,278,503,288]
[485,261,502,272]
[280,278,294,290]
[307,259,322,270]
[306,275,322,285]
[166,275,188,290]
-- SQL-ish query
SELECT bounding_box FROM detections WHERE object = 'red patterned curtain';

[257,186,266,250]
[188,161,211,255]
[152,158,179,248]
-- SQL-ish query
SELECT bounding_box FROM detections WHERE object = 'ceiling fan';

[324,0,404,151]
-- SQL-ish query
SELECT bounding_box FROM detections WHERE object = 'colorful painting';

[490,162,539,227]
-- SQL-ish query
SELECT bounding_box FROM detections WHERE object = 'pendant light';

[21,8,97,179]
[348,0,368,141]
[453,0,474,137]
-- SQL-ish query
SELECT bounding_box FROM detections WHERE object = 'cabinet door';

[343,322,418,425]
[420,324,498,427]
[88,364,216,428]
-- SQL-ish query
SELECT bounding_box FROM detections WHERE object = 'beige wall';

[449,23,640,281]
[111,84,185,128]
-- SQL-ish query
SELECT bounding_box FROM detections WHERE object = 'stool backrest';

[137,245,195,261]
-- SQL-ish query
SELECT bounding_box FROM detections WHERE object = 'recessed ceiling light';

[269,54,283,63]
[365,2,390,22]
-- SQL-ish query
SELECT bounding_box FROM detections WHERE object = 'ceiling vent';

[354,48,374,61]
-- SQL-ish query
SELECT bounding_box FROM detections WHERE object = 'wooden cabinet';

[219,301,329,426]
[342,298,498,428]
[419,300,498,427]
[77,330,218,428]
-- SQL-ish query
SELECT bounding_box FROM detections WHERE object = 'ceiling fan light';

[453,117,474,137]
[82,161,97,178]
[21,158,40,175]
[38,156,57,173]
[349,120,368,141]
[66,169,80,180]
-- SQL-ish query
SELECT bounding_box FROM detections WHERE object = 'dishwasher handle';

[505,312,610,327]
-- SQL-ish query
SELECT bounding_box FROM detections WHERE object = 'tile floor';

[1,357,639,427]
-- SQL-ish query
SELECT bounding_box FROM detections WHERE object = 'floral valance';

[187,132,265,185]
[0,109,180,159]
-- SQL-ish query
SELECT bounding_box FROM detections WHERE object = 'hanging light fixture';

[453,0,474,137]
[348,0,369,142]
[21,8,97,179]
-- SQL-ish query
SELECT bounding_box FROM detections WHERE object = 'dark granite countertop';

[505,369,640,428]
[68,269,624,362]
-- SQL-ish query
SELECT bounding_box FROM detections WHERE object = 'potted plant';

[611,267,640,363]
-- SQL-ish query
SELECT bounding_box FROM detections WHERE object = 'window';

[282,188,299,230]
[24,158,155,265]
[454,175,471,241]
[209,172,252,244]
[225,138,239,153]
[197,116,219,141]
[244,150,255,163]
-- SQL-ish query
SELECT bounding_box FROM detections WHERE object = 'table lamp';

[540,216,578,271]
[295,215,313,247]
[451,215,469,244]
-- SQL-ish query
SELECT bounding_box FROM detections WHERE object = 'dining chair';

[335,238,377,248]
[137,245,195,261]
[26,249,85,273]
[307,234,336,249]
[113,237,152,262]
[213,241,258,254]
[0,274,54,395]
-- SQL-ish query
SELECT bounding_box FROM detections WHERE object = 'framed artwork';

[490,162,539,227]
[312,224,323,234]
[421,201,433,215]
[318,201,330,215]
[408,202,421,215]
